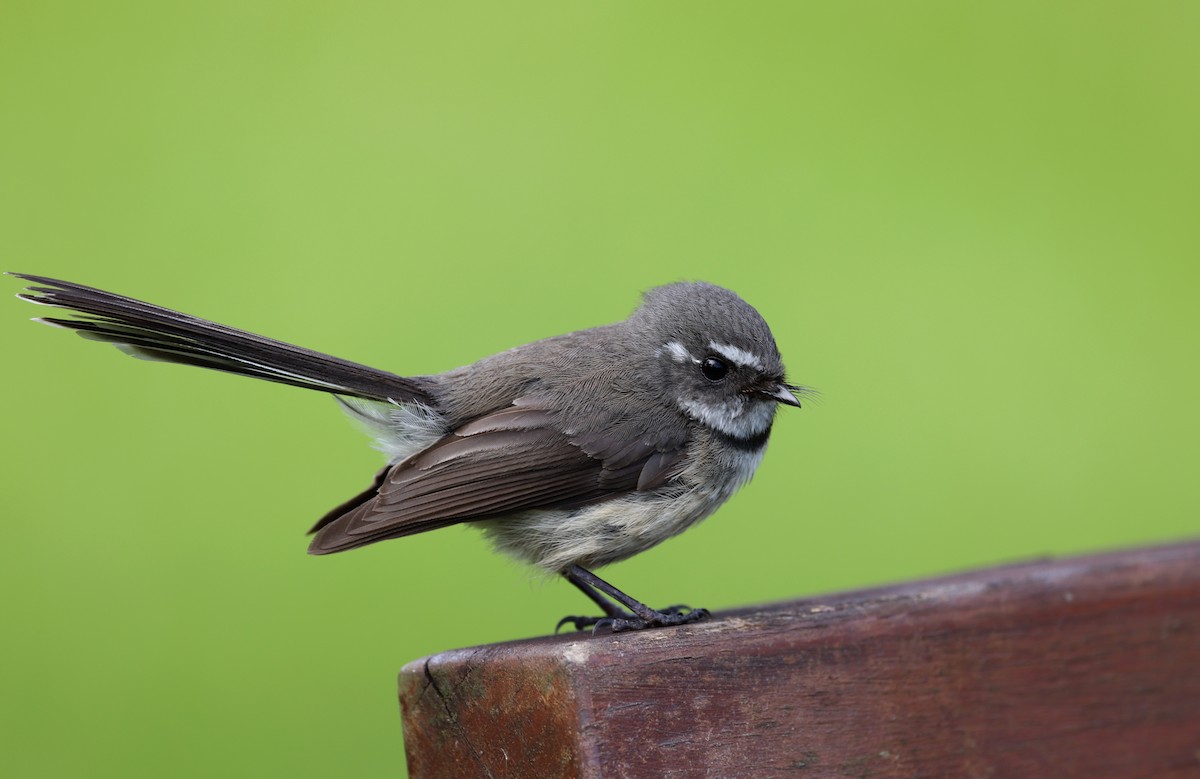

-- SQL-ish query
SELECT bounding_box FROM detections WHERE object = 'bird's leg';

[556,567,630,632]
[566,569,629,617]
[556,564,710,634]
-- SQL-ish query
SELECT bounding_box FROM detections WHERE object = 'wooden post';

[398,541,1200,778]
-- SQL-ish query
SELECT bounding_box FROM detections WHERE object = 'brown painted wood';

[398,540,1200,778]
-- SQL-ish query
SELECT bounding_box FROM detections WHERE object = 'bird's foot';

[556,605,710,634]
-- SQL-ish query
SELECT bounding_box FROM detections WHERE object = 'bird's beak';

[769,383,803,408]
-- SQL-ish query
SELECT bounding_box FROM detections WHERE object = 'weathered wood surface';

[398,540,1200,778]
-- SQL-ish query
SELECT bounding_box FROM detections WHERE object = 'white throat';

[677,396,774,440]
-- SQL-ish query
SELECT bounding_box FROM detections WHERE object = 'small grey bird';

[11,273,804,632]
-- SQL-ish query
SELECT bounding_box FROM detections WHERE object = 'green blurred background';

[2,2,1197,776]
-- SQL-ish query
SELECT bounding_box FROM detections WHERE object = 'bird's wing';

[11,273,433,403]
[308,400,689,554]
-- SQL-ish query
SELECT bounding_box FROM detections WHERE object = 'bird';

[10,273,804,632]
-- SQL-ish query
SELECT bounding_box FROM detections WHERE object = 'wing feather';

[309,400,689,554]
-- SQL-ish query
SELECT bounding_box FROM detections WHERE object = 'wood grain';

[398,540,1200,778]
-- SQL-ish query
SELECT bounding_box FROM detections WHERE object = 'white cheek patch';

[708,341,765,372]
[659,340,696,364]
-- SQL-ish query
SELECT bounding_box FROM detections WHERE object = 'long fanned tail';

[11,273,434,404]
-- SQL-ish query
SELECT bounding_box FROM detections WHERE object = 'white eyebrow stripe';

[708,341,765,371]
[660,340,696,363]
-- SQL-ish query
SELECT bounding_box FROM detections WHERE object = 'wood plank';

[398,540,1200,778]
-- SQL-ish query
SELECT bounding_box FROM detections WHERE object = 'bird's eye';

[700,357,728,381]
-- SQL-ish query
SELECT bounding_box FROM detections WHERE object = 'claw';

[555,604,710,634]
[605,617,647,633]
[557,615,605,633]
[560,565,712,634]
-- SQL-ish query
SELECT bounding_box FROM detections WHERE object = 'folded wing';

[309,402,688,553]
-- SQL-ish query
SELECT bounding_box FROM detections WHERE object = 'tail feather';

[11,273,434,403]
